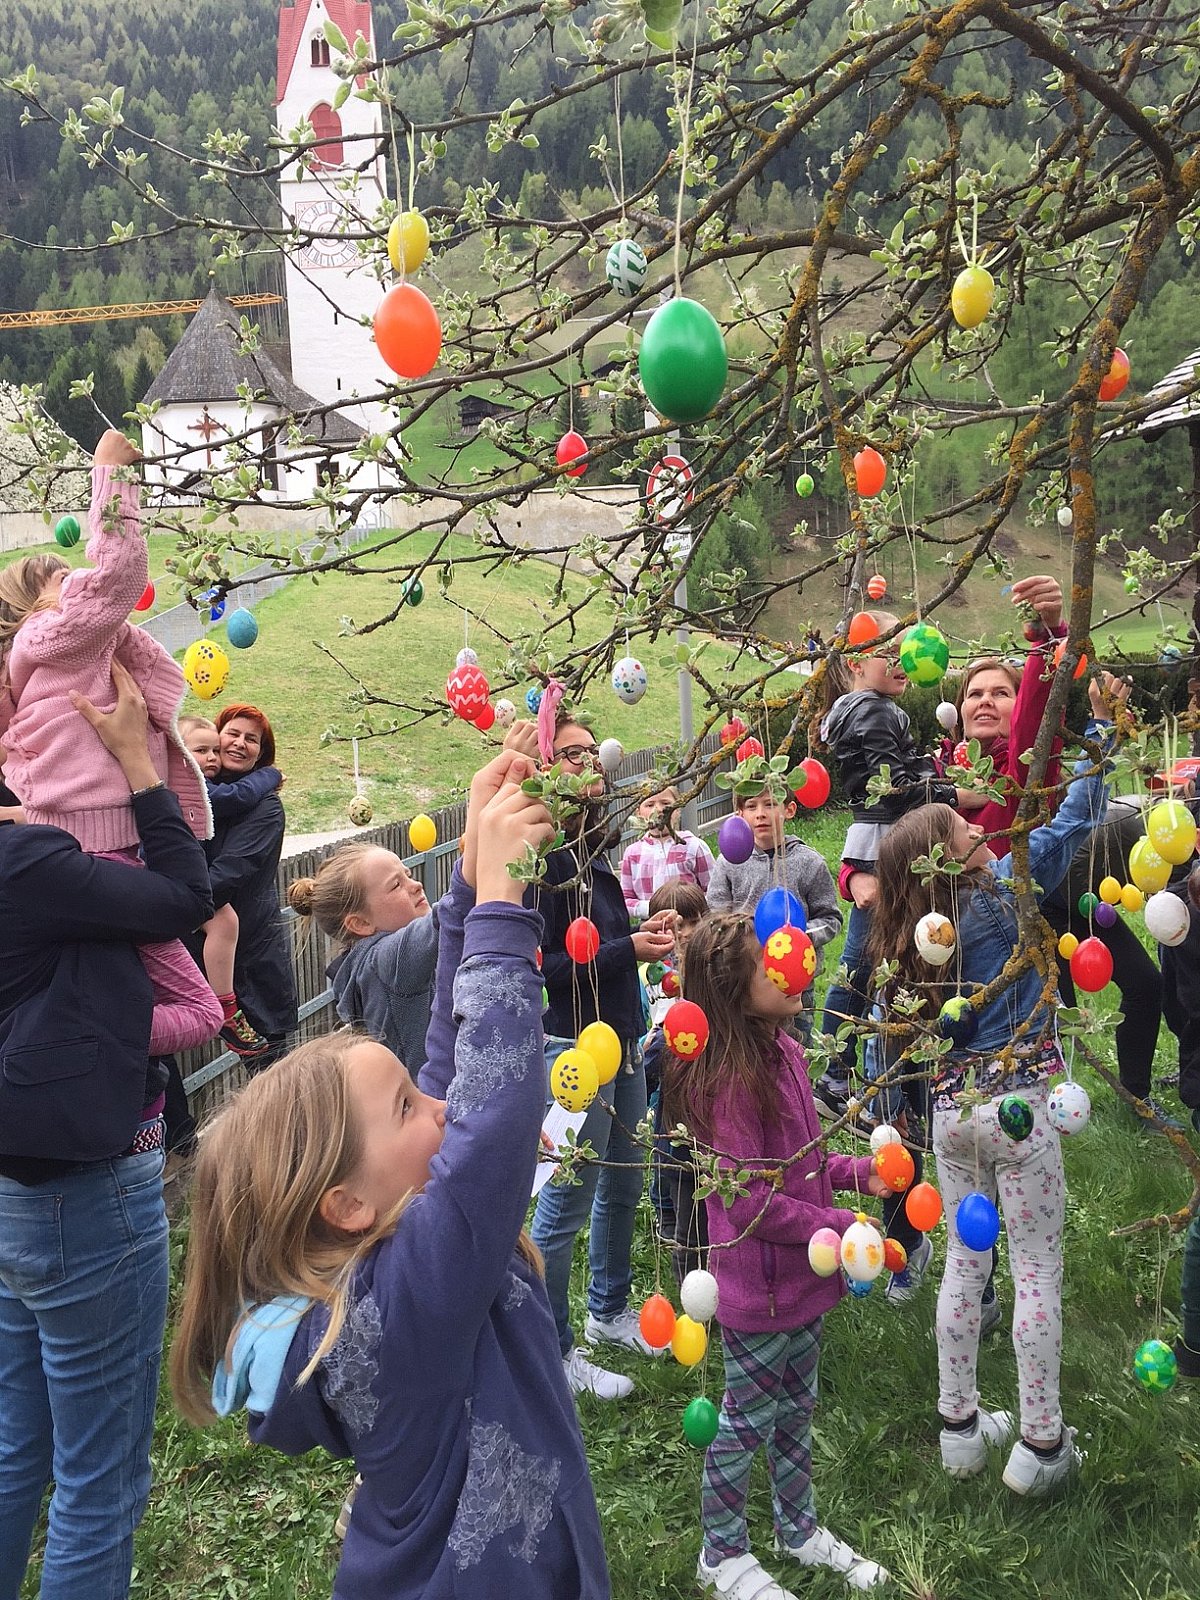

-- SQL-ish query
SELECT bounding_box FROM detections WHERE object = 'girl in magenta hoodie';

[664,913,891,1598]
[0,430,220,1054]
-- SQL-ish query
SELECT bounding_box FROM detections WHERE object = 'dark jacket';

[206,765,281,823]
[1161,880,1200,1114]
[527,829,643,1043]
[206,785,296,1039]
[822,690,957,830]
[0,787,214,1181]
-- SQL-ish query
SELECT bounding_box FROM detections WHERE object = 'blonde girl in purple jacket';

[664,914,891,1599]
[0,430,220,1056]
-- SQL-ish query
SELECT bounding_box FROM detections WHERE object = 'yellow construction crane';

[0,293,282,330]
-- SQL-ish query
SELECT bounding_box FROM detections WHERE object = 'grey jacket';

[707,834,842,951]
[328,909,439,1072]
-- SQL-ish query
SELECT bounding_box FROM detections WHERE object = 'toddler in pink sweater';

[0,430,222,1056]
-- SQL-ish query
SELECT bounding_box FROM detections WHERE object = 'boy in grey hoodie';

[707,785,841,1034]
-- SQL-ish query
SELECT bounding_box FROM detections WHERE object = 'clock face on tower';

[292,198,359,269]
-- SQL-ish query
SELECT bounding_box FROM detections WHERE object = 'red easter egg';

[848,611,880,647]
[1070,935,1113,993]
[720,717,747,747]
[874,1142,916,1193]
[762,924,817,996]
[854,446,887,498]
[794,757,830,810]
[883,1238,908,1273]
[473,704,496,732]
[555,429,588,478]
[661,967,681,998]
[638,1293,676,1349]
[664,999,710,1060]
[905,1181,944,1232]
[866,574,887,601]
[373,283,442,379]
[445,663,491,720]
[133,581,155,612]
[565,917,601,963]
[735,737,764,762]
[1098,347,1130,402]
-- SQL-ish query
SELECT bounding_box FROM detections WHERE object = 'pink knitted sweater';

[0,466,211,852]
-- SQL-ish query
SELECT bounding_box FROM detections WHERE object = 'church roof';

[143,288,363,444]
[1138,348,1200,442]
[277,0,373,105]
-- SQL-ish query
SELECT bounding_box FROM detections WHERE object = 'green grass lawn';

[17,803,1200,1599]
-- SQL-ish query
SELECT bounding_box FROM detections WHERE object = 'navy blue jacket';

[527,828,643,1043]
[206,785,296,1040]
[0,787,214,1180]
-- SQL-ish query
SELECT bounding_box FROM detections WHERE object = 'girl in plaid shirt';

[620,786,715,919]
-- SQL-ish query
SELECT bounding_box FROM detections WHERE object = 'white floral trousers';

[933,1085,1066,1444]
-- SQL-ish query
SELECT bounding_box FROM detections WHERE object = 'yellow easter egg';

[670,1313,708,1367]
[387,210,430,275]
[576,1022,621,1085]
[409,813,437,853]
[550,1048,599,1114]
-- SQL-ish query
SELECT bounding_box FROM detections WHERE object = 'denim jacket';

[939,723,1112,1066]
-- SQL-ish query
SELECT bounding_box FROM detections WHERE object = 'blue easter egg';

[225,609,259,649]
[847,1277,873,1298]
[753,886,806,944]
[955,1191,1001,1252]
[526,687,543,714]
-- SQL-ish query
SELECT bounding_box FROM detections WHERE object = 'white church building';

[141,0,400,500]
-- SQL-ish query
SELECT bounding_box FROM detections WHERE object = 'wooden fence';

[179,734,735,1121]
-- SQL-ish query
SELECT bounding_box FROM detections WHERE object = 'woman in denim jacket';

[867,707,1118,1500]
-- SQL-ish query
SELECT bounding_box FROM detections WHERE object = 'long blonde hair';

[171,1033,409,1424]
[0,554,68,683]
[170,1030,543,1426]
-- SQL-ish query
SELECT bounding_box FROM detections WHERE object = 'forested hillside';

[0,0,1193,543]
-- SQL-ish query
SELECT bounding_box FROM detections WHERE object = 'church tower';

[276,0,391,437]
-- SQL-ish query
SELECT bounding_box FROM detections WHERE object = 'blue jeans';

[819,901,873,1082]
[0,1144,169,1600]
[532,1036,648,1356]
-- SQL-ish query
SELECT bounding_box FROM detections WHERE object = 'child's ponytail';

[0,555,68,685]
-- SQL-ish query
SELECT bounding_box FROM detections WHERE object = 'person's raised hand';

[1088,670,1131,721]
[475,780,554,906]
[69,659,158,791]
[502,719,540,762]
[93,429,143,468]
[1010,574,1063,631]
[462,748,540,887]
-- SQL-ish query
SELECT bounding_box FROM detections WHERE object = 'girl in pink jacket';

[0,431,221,1055]
[664,913,890,1598]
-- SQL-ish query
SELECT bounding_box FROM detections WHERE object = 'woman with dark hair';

[205,702,296,1070]
[0,662,214,1597]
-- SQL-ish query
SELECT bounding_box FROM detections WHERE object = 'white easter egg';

[680,1268,719,1323]
[1144,891,1191,947]
[1047,1081,1091,1135]
[914,911,957,967]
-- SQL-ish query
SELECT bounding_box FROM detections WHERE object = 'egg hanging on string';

[1047,1080,1091,1135]
[611,656,648,704]
[914,911,957,966]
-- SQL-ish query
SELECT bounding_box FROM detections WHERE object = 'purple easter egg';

[1094,902,1117,929]
[718,814,754,864]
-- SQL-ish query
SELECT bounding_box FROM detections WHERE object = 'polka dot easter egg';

[611,656,648,704]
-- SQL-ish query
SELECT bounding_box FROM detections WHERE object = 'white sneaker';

[885,1235,933,1304]
[697,1550,801,1599]
[584,1306,656,1355]
[1002,1427,1081,1497]
[776,1527,890,1590]
[939,1407,1015,1478]
[562,1345,633,1401]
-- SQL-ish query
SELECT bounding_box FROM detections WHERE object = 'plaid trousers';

[701,1319,823,1561]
